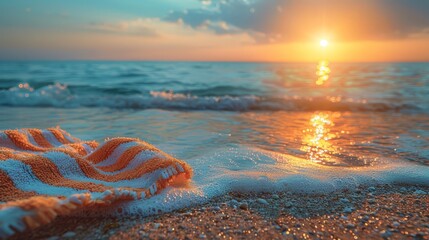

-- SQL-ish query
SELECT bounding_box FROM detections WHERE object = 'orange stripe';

[59,141,99,156]
[4,130,44,151]
[97,145,145,172]
[86,141,99,149]
[0,170,38,202]
[48,128,70,144]
[66,143,89,155]
[26,129,53,148]
[86,138,135,164]
[0,148,15,160]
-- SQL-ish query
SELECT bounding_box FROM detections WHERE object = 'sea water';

[0,61,428,215]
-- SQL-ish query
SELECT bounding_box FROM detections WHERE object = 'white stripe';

[42,130,63,146]
[95,142,139,167]
[162,171,168,179]
[81,143,93,155]
[167,167,173,176]
[19,130,39,148]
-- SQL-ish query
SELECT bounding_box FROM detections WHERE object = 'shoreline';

[12,184,429,239]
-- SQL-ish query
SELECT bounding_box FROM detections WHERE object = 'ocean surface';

[1,61,428,214]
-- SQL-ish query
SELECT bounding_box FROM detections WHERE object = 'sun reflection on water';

[301,112,340,164]
[316,60,330,85]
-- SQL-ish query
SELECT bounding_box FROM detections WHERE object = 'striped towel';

[0,128,192,238]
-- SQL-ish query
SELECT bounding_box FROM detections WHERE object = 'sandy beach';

[11,184,429,240]
[2,1,429,239]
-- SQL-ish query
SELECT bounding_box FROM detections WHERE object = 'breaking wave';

[0,83,422,112]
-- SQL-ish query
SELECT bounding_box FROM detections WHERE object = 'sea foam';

[87,146,429,218]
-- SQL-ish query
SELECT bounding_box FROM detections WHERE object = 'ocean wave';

[176,85,264,96]
[0,83,422,112]
[115,72,149,78]
[0,83,76,107]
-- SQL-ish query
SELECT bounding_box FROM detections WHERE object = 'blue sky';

[1,0,429,61]
[0,0,197,28]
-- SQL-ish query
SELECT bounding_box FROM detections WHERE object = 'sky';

[1,0,429,62]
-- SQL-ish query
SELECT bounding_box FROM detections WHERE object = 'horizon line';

[0,59,428,64]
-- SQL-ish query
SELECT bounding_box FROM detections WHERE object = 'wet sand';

[12,185,429,240]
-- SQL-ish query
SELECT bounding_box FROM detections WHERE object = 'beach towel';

[0,128,192,238]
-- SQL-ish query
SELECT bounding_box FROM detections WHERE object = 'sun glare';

[320,39,329,48]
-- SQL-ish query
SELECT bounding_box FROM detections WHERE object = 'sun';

[320,39,329,48]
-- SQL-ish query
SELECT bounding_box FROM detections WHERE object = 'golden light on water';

[301,113,339,164]
[316,60,330,85]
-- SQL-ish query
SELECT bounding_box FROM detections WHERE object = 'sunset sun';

[320,39,329,48]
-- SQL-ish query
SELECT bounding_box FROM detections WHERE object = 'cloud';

[88,18,160,37]
[165,0,429,42]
